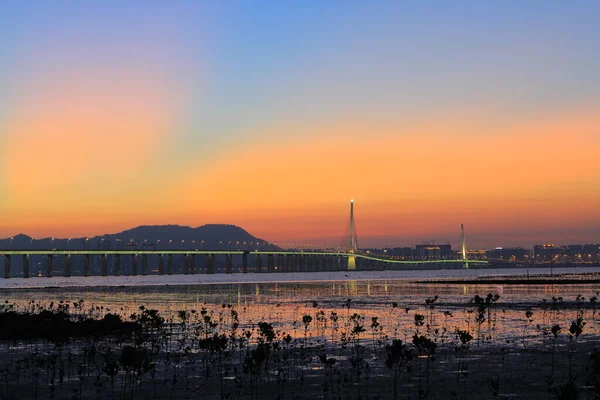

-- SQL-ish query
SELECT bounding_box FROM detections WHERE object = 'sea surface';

[2,265,600,289]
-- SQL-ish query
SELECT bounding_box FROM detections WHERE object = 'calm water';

[2,265,600,289]
[2,268,599,347]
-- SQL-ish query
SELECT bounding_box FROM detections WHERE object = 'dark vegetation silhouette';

[0,291,599,399]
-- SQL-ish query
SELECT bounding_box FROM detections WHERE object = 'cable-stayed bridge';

[0,201,485,278]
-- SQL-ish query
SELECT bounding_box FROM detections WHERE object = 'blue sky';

[1,1,599,247]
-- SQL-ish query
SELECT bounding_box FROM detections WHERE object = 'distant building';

[566,245,583,258]
[487,247,529,261]
[582,244,600,261]
[466,249,487,260]
[391,247,413,258]
[533,244,563,261]
[415,243,452,258]
[363,248,385,255]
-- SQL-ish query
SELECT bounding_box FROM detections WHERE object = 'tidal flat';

[0,274,599,399]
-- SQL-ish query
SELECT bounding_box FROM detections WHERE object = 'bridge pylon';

[461,223,468,269]
[348,199,358,270]
[349,199,358,253]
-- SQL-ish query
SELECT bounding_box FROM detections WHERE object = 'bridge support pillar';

[242,252,248,273]
[101,254,107,276]
[362,257,369,271]
[114,255,120,276]
[347,255,356,271]
[167,254,173,275]
[190,255,196,274]
[131,255,138,276]
[23,255,30,278]
[225,254,233,274]
[255,254,262,273]
[282,255,288,272]
[46,255,53,277]
[206,254,215,274]
[290,255,297,272]
[276,254,283,272]
[141,254,148,276]
[64,255,71,277]
[358,257,365,271]
[184,255,189,275]
[267,254,274,273]
[158,255,164,275]
[308,255,315,272]
[84,254,90,277]
[4,255,10,279]
[22,255,29,278]
[315,256,322,272]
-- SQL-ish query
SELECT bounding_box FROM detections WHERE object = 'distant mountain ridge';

[0,224,278,251]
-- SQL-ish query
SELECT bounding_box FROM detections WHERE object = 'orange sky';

[2,109,599,248]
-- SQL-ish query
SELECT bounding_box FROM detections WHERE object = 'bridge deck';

[0,249,486,264]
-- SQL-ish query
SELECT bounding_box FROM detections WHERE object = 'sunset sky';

[1,2,599,248]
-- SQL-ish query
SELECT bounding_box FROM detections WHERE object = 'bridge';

[0,201,487,278]
[0,250,486,278]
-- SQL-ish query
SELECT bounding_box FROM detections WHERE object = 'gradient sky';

[1,1,599,249]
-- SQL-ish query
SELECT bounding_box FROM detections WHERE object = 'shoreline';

[1,268,600,290]
[415,276,600,285]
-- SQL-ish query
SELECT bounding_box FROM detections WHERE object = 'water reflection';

[3,279,599,347]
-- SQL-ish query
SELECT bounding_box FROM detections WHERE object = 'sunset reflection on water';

[4,279,599,347]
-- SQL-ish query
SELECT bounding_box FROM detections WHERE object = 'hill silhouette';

[0,224,278,251]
